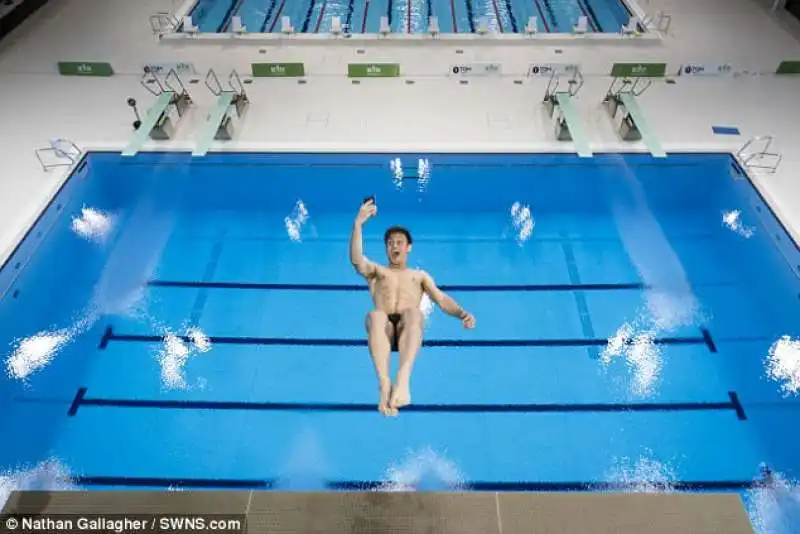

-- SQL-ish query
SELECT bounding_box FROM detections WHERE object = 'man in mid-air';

[349,198,476,417]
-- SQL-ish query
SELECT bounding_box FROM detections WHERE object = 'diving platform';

[602,77,666,157]
[122,69,192,156]
[192,69,250,157]
[542,70,592,157]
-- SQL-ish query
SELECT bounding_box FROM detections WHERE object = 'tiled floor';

[1,490,756,533]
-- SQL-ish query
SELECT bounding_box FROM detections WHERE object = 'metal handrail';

[163,68,188,96]
[544,71,560,97]
[228,69,246,97]
[150,12,179,35]
[630,78,652,96]
[141,71,166,96]
[205,69,223,96]
[737,135,782,173]
[566,70,584,96]
[643,11,671,34]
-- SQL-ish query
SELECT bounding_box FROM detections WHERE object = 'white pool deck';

[0,0,799,266]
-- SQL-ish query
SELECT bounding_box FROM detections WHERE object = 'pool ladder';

[34,139,83,172]
[736,135,782,175]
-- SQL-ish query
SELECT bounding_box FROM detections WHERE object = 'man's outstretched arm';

[350,202,377,278]
[421,272,476,328]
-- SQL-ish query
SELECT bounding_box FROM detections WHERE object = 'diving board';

[542,69,593,157]
[193,92,235,156]
[554,93,592,157]
[602,77,666,158]
[121,91,173,157]
[619,92,666,157]
[122,69,192,157]
[192,68,250,157]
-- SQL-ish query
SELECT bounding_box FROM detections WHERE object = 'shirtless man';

[349,199,476,416]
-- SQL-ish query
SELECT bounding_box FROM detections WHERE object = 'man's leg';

[365,310,397,416]
[391,308,424,409]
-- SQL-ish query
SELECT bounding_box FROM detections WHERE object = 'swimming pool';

[185,0,633,33]
[1,152,799,530]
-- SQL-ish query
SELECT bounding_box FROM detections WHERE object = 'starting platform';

[121,69,192,157]
[192,69,250,157]
[602,77,666,157]
[2,490,754,534]
[543,69,592,157]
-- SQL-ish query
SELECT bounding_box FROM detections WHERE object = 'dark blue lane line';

[501,0,518,32]
[344,0,355,30]
[218,0,247,32]
[97,326,711,350]
[190,237,225,324]
[259,0,279,31]
[301,0,317,32]
[68,387,87,416]
[575,0,600,31]
[149,281,649,291]
[68,387,743,417]
[74,475,274,489]
[168,234,716,244]
[701,328,718,353]
[464,0,475,32]
[562,241,598,359]
[72,476,758,491]
[729,391,747,420]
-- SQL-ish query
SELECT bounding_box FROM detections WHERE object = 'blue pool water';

[187,0,631,33]
[2,152,800,530]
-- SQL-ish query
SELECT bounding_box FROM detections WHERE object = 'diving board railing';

[543,69,592,157]
[121,69,192,157]
[149,12,180,36]
[736,135,782,174]
[602,77,666,158]
[640,11,671,35]
[192,69,250,157]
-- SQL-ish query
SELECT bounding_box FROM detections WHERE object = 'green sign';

[57,61,114,76]
[776,60,800,74]
[347,63,400,78]
[251,62,306,77]
[610,62,667,77]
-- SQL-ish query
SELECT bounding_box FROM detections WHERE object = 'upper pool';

[185,0,633,33]
[0,152,799,532]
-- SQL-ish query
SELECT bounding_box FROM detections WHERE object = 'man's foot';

[379,382,398,417]
[390,382,411,409]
